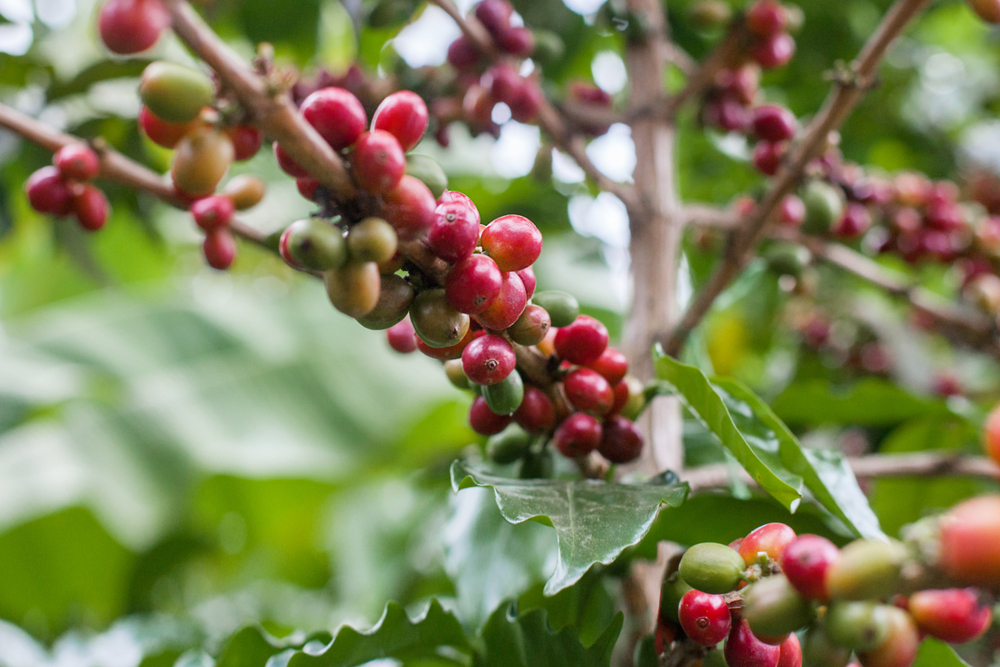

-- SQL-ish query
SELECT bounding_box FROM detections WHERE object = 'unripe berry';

[54,144,100,181]
[678,589,731,646]
[486,424,531,464]
[469,395,512,435]
[856,606,919,667]
[679,543,746,594]
[660,570,693,623]
[280,218,347,271]
[428,199,481,262]
[780,534,840,601]
[223,175,266,211]
[139,107,200,149]
[752,105,797,143]
[463,334,516,385]
[516,266,536,299]
[481,215,543,271]
[352,130,405,194]
[226,125,263,161]
[513,385,556,433]
[508,304,551,346]
[98,0,169,55]
[190,195,234,232]
[908,588,992,643]
[533,291,580,328]
[203,228,236,270]
[139,61,215,124]
[372,90,429,152]
[26,166,73,215]
[746,0,789,37]
[445,359,471,390]
[752,33,796,70]
[411,288,471,348]
[739,523,796,567]
[825,602,890,652]
[356,273,415,330]
[446,254,503,315]
[588,348,628,386]
[742,574,814,644]
[386,316,418,353]
[777,634,802,667]
[383,175,437,241]
[348,217,398,264]
[553,412,602,457]
[753,141,785,176]
[478,270,527,330]
[274,143,309,178]
[171,128,234,197]
[938,495,1000,586]
[563,368,614,416]
[554,315,609,365]
[73,185,110,231]
[725,619,781,667]
[803,624,853,667]
[300,87,367,150]
[482,370,524,415]
[598,415,644,463]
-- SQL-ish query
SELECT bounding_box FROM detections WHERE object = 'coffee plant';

[2,0,1000,666]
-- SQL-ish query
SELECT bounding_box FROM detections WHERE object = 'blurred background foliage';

[1,0,1000,664]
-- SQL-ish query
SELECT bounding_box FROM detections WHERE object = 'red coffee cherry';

[725,619,781,667]
[386,316,418,354]
[908,588,992,643]
[779,534,840,601]
[752,105,797,143]
[706,97,751,133]
[486,64,522,106]
[300,87,367,150]
[417,327,479,361]
[564,368,614,416]
[610,380,630,416]
[296,177,320,202]
[553,412,602,457]
[481,215,543,271]
[226,125,263,161]
[447,35,480,71]
[469,395,512,435]
[496,26,534,57]
[746,0,789,37]
[516,266,536,299]
[778,195,806,227]
[446,254,503,314]
[54,144,100,181]
[753,141,785,176]
[462,334,516,385]
[984,404,1000,466]
[438,190,481,222]
[508,304,551,346]
[939,495,1000,586]
[598,415,644,463]
[678,589,732,646]
[275,143,309,178]
[98,0,169,55]
[474,0,513,37]
[372,90,429,152]
[139,107,200,149]
[352,130,405,194]
[203,228,236,270]
[382,175,437,241]
[25,166,73,215]
[509,80,543,123]
[429,199,481,262]
[191,195,234,232]
[739,523,797,567]
[514,385,556,433]
[834,203,872,238]
[752,33,796,70]
[73,185,110,231]
[478,270,528,330]
[777,633,802,667]
[554,315,609,365]
[588,348,628,386]
[718,66,760,105]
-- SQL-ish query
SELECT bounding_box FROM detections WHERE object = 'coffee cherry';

[496,26,534,57]
[938,495,1000,586]
[417,327,478,360]
[411,288,471,348]
[856,606,918,667]
[802,181,845,234]
[463,84,496,127]
[778,195,806,227]
[447,35,480,71]
[301,87,367,150]
[532,291,580,328]
[752,105,797,143]
[26,166,73,215]
[564,368,614,416]
[598,415,644,463]
[740,523,797,567]
[139,107,200,149]
[98,0,169,54]
[73,185,110,231]
[508,304,551,346]
[588,348,628,386]
[139,61,215,124]
[462,334,516,385]
[513,385,556,433]
[325,261,381,318]
[223,175,266,210]
[274,143,309,178]
[190,195,234,232]
[296,177,321,202]
[746,0,789,37]
[227,125,263,161]
[386,316,418,353]
[478,271,528,330]
[444,359,471,389]
[753,142,785,176]
[480,215,543,271]
[172,128,234,197]
[487,64,522,105]
[780,534,840,601]
[554,315,609,365]
[833,203,871,239]
[383,175,437,241]
[742,574,814,644]
[516,267,536,299]
[378,251,405,275]
[372,91,429,152]
[405,154,448,199]
[969,0,1000,22]
[659,569,693,623]
[825,602,890,652]
[553,412,602,457]
[777,634,802,667]
[482,370,524,415]
[908,588,992,643]
[519,448,555,479]
[429,198,481,262]
[469,395,512,435]
[54,144,100,182]
[352,130,405,194]
[203,228,236,270]
[475,0,513,37]
[438,190,481,221]
[356,273,415,330]
[752,33,796,70]
[678,589,731,646]
[803,624,853,667]
[446,254,502,314]
[280,218,347,271]
[679,543,746,594]
[826,539,906,601]
[348,217,398,264]
[984,404,1000,466]
[486,424,531,464]
[509,81,543,124]
[725,619,781,667]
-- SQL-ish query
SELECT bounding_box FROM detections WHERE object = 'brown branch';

[662,0,934,357]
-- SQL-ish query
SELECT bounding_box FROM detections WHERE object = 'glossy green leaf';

[911,638,972,667]
[451,461,689,595]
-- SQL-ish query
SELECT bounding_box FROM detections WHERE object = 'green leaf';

[771,378,952,427]
[912,638,972,667]
[285,600,469,666]
[475,602,623,667]
[216,626,289,667]
[451,461,689,595]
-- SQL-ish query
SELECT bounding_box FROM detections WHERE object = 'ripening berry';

[563,368,615,416]
[26,166,73,215]
[752,33,796,70]
[753,141,785,176]
[725,619,782,667]
[969,0,1000,22]
[280,218,347,271]
[411,288,471,349]
[356,274,415,331]
[554,315,609,365]
[856,606,919,667]
[469,396,512,435]
[826,539,907,602]
[386,316,418,354]
[938,495,1000,586]
[347,217,398,264]
[516,266,536,299]
[352,130,405,194]
[481,214,543,271]
[746,0,789,37]
[429,198,481,262]
[275,143,309,178]
[475,0,513,37]
[226,125,263,161]
[834,203,872,238]
[417,328,478,360]
[190,195,234,232]
[203,228,236,270]
[382,175,437,241]
[446,254,503,315]
[508,304,551,346]
[54,144,100,181]
[778,195,806,227]
[372,90,429,152]
[325,261,381,318]
[678,589,732,646]
[553,412,602,457]
[908,588,993,644]
[598,415,644,463]
[139,107,200,149]
[98,0,169,55]
[739,523,797,567]
[140,61,215,125]
[73,185,110,231]
[223,174,266,211]
[171,128,234,197]
[780,534,840,601]
[742,574,814,644]
[478,270,528,330]
[588,348,628,386]
[301,87,367,150]
[984,404,1000,466]
[513,385,556,433]
[463,334,516,385]
[752,105,797,143]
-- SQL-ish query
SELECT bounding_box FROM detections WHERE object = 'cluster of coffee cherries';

[24,144,110,231]
[656,495,1000,667]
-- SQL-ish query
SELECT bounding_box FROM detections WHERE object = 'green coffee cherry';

[532,291,580,328]
[486,424,532,464]
[802,623,853,667]
[356,273,414,330]
[284,218,347,271]
[763,243,811,279]
[519,448,554,479]
[801,181,845,235]
[678,543,746,594]
[444,359,470,389]
[483,371,524,415]
[826,539,907,601]
[825,601,891,652]
[139,61,214,123]
[658,571,693,622]
[529,30,564,64]
[410,289,470,348]
[742,573,815,640]
[367,0,416,28]
[405,154,448,199]
[348,217,398,264]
